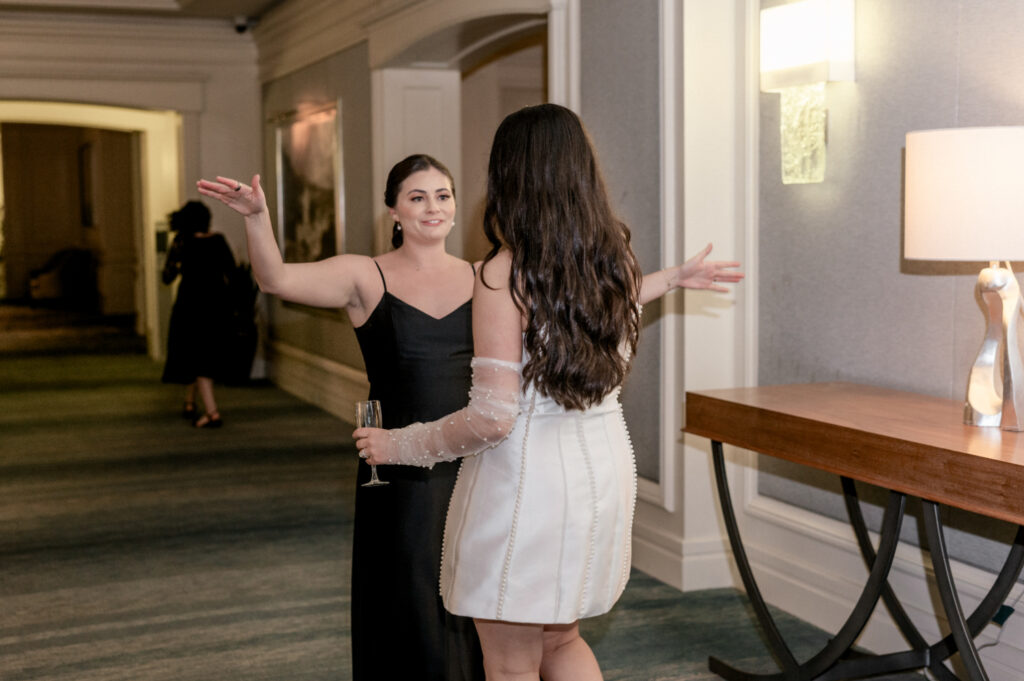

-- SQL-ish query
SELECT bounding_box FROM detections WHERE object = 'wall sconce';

[904,127,1024,431]
[760,0,855,184]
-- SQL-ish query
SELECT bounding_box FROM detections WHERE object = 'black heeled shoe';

[194,411,223,429]
[182,401,197,420]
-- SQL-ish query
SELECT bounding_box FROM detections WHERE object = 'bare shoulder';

[477,249,512,290]
[472,249,521,360]
[326,253,384,318]
[322,252,379,285]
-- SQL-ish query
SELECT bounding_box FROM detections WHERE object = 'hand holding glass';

[357,400,388,487]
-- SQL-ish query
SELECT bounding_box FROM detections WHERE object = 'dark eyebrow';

[404,187,451,196]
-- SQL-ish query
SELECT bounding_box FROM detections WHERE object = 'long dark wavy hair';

[481,103,642,410]
[384,154,456,249]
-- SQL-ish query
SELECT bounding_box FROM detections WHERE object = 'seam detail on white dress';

[440,454,478,603]
[496,389,536,620]
[575,412,599,619]
[616,401,636,597]
[552,420,571,621]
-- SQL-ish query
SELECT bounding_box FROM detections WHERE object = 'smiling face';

[387,168,456,246]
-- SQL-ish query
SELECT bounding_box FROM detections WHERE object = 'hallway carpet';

[0,351,900,680]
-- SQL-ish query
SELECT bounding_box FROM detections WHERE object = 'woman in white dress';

[355,103,742,680]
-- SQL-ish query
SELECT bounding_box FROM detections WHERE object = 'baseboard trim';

[266,340,368,424]
[632,521,736,592]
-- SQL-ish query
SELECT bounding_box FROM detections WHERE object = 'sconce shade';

[905,127,1024,261]
[760,0,855,92]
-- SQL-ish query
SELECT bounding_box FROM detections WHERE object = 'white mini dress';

[439,376,637,624]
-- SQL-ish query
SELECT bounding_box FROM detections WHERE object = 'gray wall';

[261,42,373,369]
[581,0,663,481]
[758,0,1024,571]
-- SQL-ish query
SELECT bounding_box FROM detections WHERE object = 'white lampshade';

[905,127,1024,261]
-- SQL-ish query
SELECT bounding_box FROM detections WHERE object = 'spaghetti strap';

[470,262,476,276]
[372,259,388,292]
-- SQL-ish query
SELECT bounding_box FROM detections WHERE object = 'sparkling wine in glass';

[357,400,388,487]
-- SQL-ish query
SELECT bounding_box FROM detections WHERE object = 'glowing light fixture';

[904,127,1024,430]
[760,0,855,184]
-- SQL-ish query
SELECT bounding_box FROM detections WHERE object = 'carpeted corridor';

[0,348,875,680]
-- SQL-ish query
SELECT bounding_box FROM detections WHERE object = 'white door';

[371,68,462,256]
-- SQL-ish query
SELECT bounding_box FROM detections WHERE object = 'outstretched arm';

[197,174,374,311]
[639,242,744,304]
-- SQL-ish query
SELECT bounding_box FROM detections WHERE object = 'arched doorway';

[0,101,181,358]
[368,4,579,261]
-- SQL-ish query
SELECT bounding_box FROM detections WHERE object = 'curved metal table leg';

[928,524,1024,674]
[840,477,928,650]
[922,500,989,681]
[710,440,799,681]
[794,485,907,679]
[709,442,909,681]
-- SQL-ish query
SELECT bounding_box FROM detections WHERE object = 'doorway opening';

[371,14,548,261]
[0,101,182,358]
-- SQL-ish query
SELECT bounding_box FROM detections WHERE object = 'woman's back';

[440,342,635,624]
[480,103,642,411]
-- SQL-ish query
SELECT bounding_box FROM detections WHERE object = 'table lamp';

[904,127,1024,430]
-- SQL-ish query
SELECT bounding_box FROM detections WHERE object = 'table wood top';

[684,382,1024,526]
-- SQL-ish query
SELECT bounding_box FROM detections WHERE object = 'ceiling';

[0,0,281,22]
[0,0,549,70]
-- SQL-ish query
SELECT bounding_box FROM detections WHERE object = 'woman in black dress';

[161,200,236,428]
[198,155,486,681]
[200,154,742,679]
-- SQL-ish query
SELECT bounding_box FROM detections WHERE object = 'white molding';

[0,10,254,60]
[546,0,579,111]
[0,11,254,108]
[742,0,760,388]
[633,520,738,593]
[355,0,428,28]
[267,340,369,424]
[256,0,369,82]
[0,78,205,112]
[366,0,548,70]
[0,0,178,9]
[439,17,546,69]
[638,0,682,513]
[370,67,462,256]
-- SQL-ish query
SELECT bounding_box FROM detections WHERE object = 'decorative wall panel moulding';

[0,0,178,9]
[0,10,255,46]
[0,13,257,71]
[355,0,426,28]
[255,0,369,82]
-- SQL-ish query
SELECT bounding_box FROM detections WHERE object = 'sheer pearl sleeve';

[383,356,523,468]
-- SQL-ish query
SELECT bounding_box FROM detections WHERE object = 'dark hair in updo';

[169,200,211,236]
[384,154,456,249]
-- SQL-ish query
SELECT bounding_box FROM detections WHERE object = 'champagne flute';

[357,400,389,487]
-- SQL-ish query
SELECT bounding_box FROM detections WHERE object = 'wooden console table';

[684,382,1024,681]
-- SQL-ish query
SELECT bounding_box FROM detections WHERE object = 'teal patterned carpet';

[0,348,912,680]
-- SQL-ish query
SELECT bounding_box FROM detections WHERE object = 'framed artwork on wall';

[275,102,344,263]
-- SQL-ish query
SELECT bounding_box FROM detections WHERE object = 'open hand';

[673,243,744,293]
[196,174,266,217]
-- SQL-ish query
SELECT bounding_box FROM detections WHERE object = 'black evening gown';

[161,232,236,384]
[351,261,485,681]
